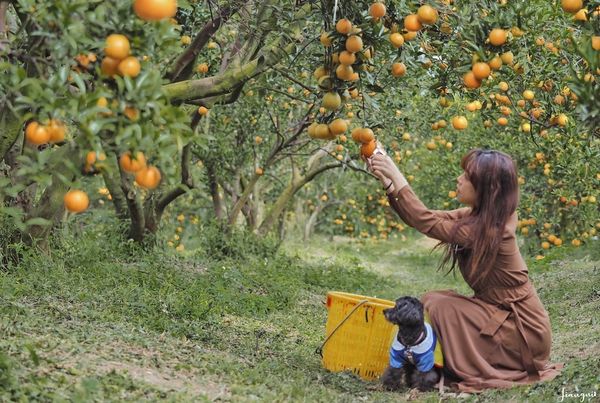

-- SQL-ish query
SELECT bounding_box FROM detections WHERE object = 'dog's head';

[383,296,424,329]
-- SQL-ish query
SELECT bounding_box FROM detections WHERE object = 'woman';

[369,149,562,392]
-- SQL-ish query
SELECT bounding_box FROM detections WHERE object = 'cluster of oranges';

[119,151,162,190]
[101,34,141,78]
[310,2,440,162]
[24,119,67,146]
[350,127,377,158]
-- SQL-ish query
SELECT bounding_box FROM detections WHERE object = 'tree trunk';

[101,154,129,220]
[257,161,341,236]
[206,160,225,220]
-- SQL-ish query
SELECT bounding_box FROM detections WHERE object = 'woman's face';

[456,172,476,206]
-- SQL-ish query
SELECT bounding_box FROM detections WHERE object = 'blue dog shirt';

[389,322,440,372]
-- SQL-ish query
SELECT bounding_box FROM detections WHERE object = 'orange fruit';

[557,113,568,126]
[472,62,491,80]
[198,106,209,116]
[97,97,109,108]
[488,28,507,46]
[523,90,535,100]
[101,57,120,77]
[104,34,130,60]
[135,166,162,189]
[488,56,502,70]
[592,36,600,51]
[561,0,582,13]
[361,140,377,157]
[389,33,405,48]
[497,117,508,126]
[403,31,418,41]
[25,122,50,145]
[404,14,422,31]
[498,81,509,92]
[336,18,352,35]
[463,71,481,89]
[119,151,147,173]
[47,119,66,143]
[133,0,177,21]
[345,35,363,52]
[86,151,97,165]
[339,51,356,66]
[500,51,514,65]
[314,124,332,139]
[336,64,354,80]
[452,116,468,130]
[255,167,264,176]
[322,92,342,110]
[417,5,438,24]
[196,63,209,73]
[329,118,348,135]
[391,62,406,77]
[369,3,386,19]
[64,190,89,213]
[118,56,141,77]
[359,128,375,143]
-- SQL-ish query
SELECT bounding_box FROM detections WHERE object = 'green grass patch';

[1,221,599,401]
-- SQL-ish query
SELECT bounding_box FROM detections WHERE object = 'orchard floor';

[1,227,599,402]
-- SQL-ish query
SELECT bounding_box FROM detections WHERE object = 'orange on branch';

[135,166,162,189]
[472,62,491,80]
[338,51,356,66]
[118,56,141,78]
[119,151,147,173]
[391,62,406,77]
[452,116,468,130]
[329,119,348,135]
[100,57,120,77]
[336,18,353,35]
[64,190,89,213]
[404,14,422,32]
[561,0,582,13]
[417,5,438,24]
[25,122,50,145]
[322,92,342,110]
[369,3,386,18]
[463,71,481,89]
[345,35,363,52]
[489,28,507,46]
[133,0,177,21]
[361,140,377,158]
[104,34,130,60]
[389,33,405,48]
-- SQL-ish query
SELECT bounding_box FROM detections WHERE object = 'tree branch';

[156,143,194,214]
[168,4,237,82]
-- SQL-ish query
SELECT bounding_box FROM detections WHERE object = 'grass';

[0,219,599,402]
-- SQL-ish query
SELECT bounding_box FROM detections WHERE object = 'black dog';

[381,296,441,392]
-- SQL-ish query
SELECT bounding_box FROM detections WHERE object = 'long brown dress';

[387,185,563,392]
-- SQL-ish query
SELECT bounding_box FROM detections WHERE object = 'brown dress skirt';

[387,185,563,392]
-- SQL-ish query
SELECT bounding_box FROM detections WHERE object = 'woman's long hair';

[438,149,519,287]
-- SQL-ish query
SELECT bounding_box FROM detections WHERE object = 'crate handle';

[315,299,369,358]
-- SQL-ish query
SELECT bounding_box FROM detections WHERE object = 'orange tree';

[297,0,599,255]
[1,0,599,255]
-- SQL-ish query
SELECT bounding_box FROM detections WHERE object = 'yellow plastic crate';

[319,291,396,381]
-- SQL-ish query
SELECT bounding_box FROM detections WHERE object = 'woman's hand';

[369,154,409,191]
